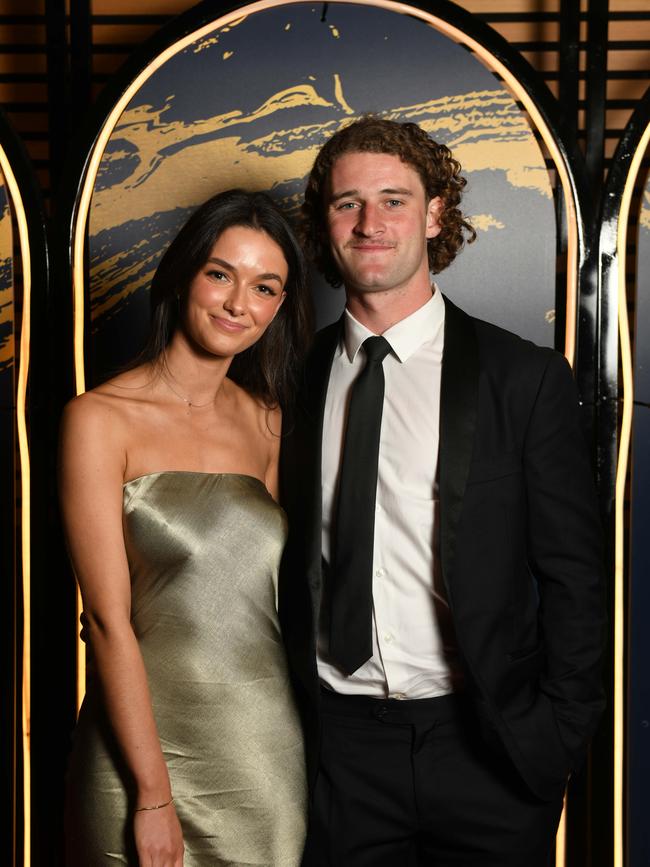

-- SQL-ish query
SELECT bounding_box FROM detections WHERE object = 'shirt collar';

[342,285,445,364]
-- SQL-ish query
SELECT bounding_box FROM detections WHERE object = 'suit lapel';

[303,320,342,604]
[439,296,479,598]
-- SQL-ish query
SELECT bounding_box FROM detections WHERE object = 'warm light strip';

[0,144,32,867]
[555,791,566,866]
[75,587,85,714]
[70,5,581,789]
[613,120,650,867]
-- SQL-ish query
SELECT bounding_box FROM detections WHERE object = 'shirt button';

[375,568,385,578]
[383,632,394,643]
[390,692,406,700]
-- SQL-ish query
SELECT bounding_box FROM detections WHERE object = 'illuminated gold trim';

[613,119,650,867]
[555,790,566,866]
[75,586,86,714]
[0,144,33,867]
[70,0,581,754]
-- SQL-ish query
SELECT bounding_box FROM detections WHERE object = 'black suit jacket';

[279,296,606,802]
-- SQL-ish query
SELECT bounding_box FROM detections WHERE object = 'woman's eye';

[256,284,277,297]
[207,269,227,280]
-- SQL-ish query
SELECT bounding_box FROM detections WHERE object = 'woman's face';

[182,225,288,359]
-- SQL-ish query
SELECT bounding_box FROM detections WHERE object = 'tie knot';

[362,336,391,365]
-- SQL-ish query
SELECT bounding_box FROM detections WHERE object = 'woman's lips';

[209,315,247,333]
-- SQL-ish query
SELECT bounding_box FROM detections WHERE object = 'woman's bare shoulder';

[63,366,157,422]
[94,364,159,401]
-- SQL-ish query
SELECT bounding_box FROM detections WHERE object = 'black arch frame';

[0,104,49,867]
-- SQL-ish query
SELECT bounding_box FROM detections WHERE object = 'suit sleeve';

[523,351,606,762]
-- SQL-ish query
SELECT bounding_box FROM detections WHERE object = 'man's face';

[325,151,442,299]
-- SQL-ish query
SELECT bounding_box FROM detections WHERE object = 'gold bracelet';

[134,796,174,813]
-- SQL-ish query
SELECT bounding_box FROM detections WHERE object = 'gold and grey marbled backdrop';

[636,177,650,402]
[87,2,557,381]
[0,172,13,398]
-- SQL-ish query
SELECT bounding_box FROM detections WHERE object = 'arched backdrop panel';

[629,148,650,867]
[0,177,12,379]
[80,0,568,390]
[0,106,48,867]
[0,157,17,866]
[599,85,650,867]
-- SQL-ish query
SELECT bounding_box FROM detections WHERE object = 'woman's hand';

[134,801,184,866]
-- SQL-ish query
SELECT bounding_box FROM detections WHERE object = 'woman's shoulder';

[61,366,161,444]
[63,365,157,426]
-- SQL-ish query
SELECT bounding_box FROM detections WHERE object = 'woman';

[60,190,312,866]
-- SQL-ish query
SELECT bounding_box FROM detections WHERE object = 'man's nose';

[354,203,383,236]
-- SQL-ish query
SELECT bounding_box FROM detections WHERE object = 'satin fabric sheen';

[65,472,306,866]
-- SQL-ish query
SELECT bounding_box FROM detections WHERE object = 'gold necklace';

[161,371,216,409]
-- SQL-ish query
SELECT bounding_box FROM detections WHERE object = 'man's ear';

[426,196,443,239]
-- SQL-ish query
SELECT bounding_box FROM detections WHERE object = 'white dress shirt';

[318,288,462,698]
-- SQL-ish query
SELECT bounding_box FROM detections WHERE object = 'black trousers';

[302,689,564,867]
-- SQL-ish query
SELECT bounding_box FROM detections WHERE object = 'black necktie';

[330,335,392,675]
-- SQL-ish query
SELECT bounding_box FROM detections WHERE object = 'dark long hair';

[140,189,313,409]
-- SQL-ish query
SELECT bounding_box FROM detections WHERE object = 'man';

[279,117,605,866]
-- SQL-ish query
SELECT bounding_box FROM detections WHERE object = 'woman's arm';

[59,394,184,866]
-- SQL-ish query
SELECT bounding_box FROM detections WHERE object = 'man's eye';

[386,199,403,207]
[337,201,357,210]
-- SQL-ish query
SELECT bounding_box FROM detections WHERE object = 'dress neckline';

[122,470,267,491]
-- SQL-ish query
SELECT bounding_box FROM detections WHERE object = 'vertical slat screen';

[0,9,49,194]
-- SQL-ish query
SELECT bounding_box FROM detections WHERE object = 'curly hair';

[300,116,476,286]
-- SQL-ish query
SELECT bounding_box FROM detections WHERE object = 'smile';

[209,315,248,333]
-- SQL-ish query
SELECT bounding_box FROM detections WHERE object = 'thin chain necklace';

[161,370,217,409]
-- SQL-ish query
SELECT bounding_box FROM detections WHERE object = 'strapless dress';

[65,472,306,866]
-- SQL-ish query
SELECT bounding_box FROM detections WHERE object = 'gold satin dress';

[65,472,307,866]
